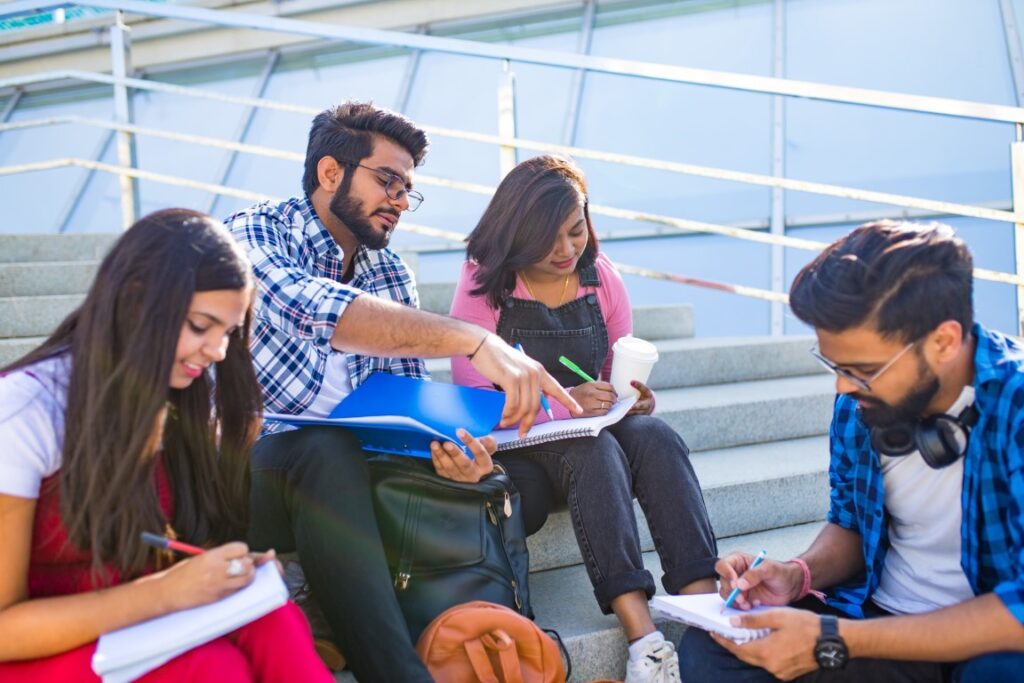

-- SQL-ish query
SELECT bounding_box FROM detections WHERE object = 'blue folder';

[264,373,506,459]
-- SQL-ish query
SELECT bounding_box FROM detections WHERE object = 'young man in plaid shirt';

[226,102,577,683]
[679,221,1024,682]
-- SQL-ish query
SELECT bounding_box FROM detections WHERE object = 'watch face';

[815,640,849,670]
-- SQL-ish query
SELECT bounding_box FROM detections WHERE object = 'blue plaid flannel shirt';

[225,196,428,427]
[825,323,1024,625]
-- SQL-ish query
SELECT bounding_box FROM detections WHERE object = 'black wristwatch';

[814,615,848,671]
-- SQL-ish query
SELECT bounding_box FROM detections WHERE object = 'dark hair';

[465,155,599,309]
[789,220,974,342]
[301,101,429,197]
[4,209,263,580]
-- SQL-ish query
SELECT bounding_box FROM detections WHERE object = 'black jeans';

[248,426,433,683]
[501,414,718,613]
[678,596,1024,682]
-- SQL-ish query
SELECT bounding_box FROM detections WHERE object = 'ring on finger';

[226,558,245,577]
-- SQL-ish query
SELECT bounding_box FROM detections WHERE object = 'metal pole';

[562,0,596,146]
[1013,131,1024,336]
[498,60,518,177]
[57,129,115,233]
[110,10,138,229]
[1000,0,1024,334]
[769,0,786,336]
[395,25,426,114]
[205,49,279,215]
[0,89,22,123]
[1000,0,1024,105]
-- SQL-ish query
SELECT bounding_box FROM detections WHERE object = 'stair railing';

[1,0,1023,332]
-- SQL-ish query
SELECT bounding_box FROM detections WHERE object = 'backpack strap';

[464,630,527,683]
[481,630,524,683]
[464,638,502,683]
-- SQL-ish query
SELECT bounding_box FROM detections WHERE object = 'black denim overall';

[494,264,718,613]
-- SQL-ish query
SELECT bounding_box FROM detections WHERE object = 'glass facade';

[0,0,1017,335]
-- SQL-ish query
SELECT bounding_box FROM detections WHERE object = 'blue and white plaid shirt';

[825,323,1024,625]
[225,195,428,424]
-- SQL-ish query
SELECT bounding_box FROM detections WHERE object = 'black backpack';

[367,454,532,640]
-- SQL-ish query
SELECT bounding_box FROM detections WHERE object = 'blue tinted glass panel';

[0,88,112,233]
[213,49,410,219]
[577,1,773,229]
[71,67,262,231]
[783,219,1017,336]
[785,0,1015,218]
[402,31,579,249]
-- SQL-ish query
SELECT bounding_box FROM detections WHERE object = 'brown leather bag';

[416,601,567,683]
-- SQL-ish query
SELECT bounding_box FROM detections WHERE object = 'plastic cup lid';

[613,335,659,362]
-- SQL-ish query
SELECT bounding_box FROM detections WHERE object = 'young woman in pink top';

[450,155,718,683]
[0,209,332,682]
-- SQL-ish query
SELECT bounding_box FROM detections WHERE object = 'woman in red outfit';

[0,209,332,682]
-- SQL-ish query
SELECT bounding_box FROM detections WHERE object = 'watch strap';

[820,615,839,639]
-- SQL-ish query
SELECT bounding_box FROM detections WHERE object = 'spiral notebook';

[91,563,287,683]
[651,593,772,644]
[491,395,636,451]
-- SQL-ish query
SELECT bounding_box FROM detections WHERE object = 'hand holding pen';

[715,549,803,611]
[558,355,618,417]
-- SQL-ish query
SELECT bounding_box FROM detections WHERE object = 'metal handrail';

[0,155,789,301]
[3,0,1023,124]
[1,1,1022,327]
[1,87,1015,226]
[2,155,1021,290]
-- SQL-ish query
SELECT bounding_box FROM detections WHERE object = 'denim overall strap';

[495,264,607,388]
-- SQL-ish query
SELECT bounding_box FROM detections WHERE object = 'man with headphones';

[678,220,1024,681]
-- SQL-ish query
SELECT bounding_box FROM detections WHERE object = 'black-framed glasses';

[809,342,915,392]
[350,162,424,211]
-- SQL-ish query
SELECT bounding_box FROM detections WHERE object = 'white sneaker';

[624,638,681,683]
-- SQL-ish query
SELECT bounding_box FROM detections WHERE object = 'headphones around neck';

[869,403,979,469]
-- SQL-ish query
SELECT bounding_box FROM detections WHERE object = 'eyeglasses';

[809,341,915,392]
[349,162,424,211]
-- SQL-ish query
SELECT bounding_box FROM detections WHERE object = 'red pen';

[140,531,205,556]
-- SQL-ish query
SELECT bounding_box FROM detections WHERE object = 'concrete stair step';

[0,234,117,263]
[0,261,100,297]
[527,521,826,683]
[333,521,825,682]
[525,435,830,572]
[652,374,834,453]
[425,335,824,386]
[0,337,45,367]
[0,295,82,339]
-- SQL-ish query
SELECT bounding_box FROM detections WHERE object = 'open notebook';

[91,563,287,683]
[651,593,772,644]
[491,395,637,451]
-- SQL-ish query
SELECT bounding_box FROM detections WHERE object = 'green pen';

[558,355,596,383]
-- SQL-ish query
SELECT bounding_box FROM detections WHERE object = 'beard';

[854,354,940,428]
[329,185,398,250]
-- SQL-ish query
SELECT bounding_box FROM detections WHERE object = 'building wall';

[0,0,1016,336]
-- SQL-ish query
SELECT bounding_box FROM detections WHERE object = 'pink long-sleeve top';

[449,252,633,422]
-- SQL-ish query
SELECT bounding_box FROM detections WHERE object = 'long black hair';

[465,155,599,309]
[4,209,263,579]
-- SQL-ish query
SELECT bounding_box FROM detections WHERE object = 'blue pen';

[514,342,555,420]
[722,548,767,612]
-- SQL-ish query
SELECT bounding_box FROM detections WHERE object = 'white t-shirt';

[299,351,353,418]
[0,355,69,499]
[871,385,976,615]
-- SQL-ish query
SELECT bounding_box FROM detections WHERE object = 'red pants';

[0,602,332,682]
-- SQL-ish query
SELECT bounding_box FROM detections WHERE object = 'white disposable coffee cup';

[610,336,659,399]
